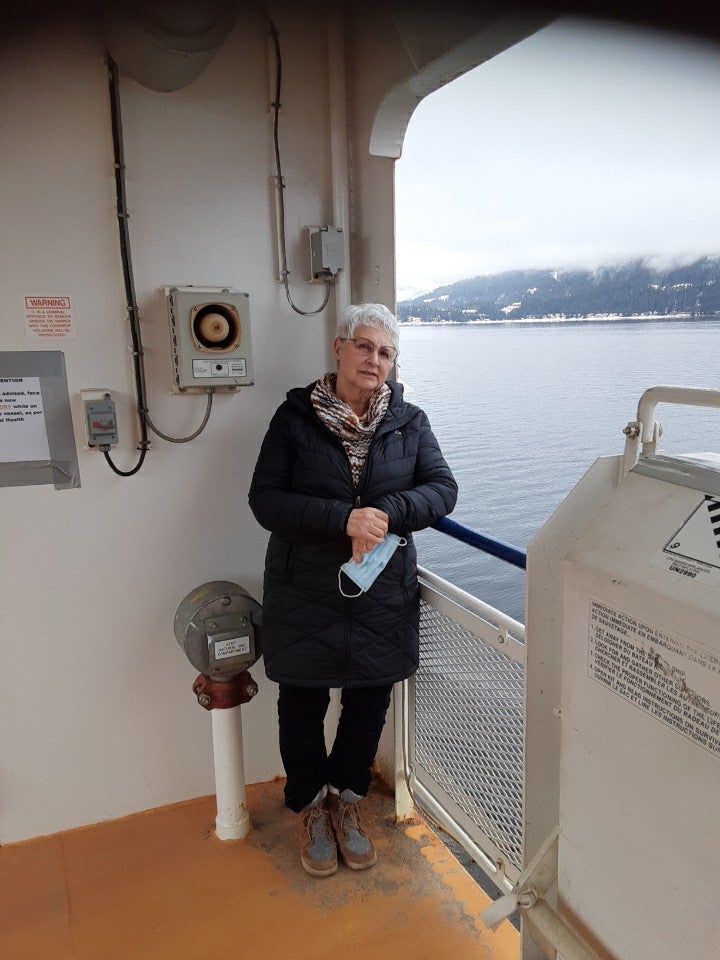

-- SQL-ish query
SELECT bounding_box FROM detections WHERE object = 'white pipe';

[523,898,601,960]
[327,12,351,316]
[637,385,720,442]
[210,705,249,840]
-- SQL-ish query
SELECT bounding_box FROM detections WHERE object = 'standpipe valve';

[174,579,263,700]
[174,580,262,843]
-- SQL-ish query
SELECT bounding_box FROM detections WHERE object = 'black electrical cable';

[264,12,333,316]
[106,56,216,467]
[106,55,149,477]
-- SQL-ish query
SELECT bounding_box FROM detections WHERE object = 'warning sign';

[588,599,720,759]
[24,295,75,340]
[652,495,720,585]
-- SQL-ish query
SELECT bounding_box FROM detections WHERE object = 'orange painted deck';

[1,778,519,960]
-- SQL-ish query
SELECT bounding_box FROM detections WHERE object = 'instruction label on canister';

[587,599,720,759]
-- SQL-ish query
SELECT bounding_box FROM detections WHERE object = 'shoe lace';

[304,804,330,842]
[337,799,362,835]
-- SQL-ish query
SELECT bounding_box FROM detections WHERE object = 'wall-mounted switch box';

[81,390,119,447]
[308,226,344,280]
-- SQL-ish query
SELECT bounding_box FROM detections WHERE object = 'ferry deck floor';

[1,777,519,960]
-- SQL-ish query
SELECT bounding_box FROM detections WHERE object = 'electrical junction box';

[80,389,119,447]
[308,226,344,280]
[165,286,254,393]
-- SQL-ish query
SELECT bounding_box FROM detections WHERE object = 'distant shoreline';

[398,313,719,327]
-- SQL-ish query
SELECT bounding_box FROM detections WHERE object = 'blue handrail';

[432,516,527,570]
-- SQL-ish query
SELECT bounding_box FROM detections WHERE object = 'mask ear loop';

[338,569,364,598]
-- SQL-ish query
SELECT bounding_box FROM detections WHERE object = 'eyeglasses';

[340,337,398,364]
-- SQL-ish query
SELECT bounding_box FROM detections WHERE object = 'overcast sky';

[395,18,720,298]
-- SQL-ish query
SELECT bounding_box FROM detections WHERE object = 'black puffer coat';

[248,380,457,688]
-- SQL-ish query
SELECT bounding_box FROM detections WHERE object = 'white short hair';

[337,303,399,352]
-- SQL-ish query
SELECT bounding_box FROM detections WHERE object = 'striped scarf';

[311,373,390,486]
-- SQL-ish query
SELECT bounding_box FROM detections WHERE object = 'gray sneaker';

[299,795,338,877]
[327,789,377,870]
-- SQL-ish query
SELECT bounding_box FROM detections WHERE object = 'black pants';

[277,683,394,813]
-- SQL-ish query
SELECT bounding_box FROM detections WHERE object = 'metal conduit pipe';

[433,515,527,569]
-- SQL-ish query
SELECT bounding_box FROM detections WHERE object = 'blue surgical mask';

[339,533,407,597]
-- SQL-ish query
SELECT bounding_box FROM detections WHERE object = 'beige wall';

[0,9,339,843]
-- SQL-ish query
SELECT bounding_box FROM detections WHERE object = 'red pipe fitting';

[193,671,259,710]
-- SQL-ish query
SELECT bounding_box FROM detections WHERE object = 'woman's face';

[333,324,396,394]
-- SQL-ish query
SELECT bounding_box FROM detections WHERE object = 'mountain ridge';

[397,257,720,323]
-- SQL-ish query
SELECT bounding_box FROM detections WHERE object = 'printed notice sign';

[24,295,75,340]
[588,599,720,759]
[0,377,50,461]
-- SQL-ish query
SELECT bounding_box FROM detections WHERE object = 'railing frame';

[400,559,526,891]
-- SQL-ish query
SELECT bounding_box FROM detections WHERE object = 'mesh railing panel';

[415,598,525,871]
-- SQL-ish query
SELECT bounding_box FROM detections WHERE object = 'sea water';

[399,319,719,621]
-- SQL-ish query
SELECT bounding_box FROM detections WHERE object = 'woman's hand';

[349,536,370,563]
[346,507,389,561]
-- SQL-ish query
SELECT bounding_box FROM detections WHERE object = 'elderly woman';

[249,303,457,877]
